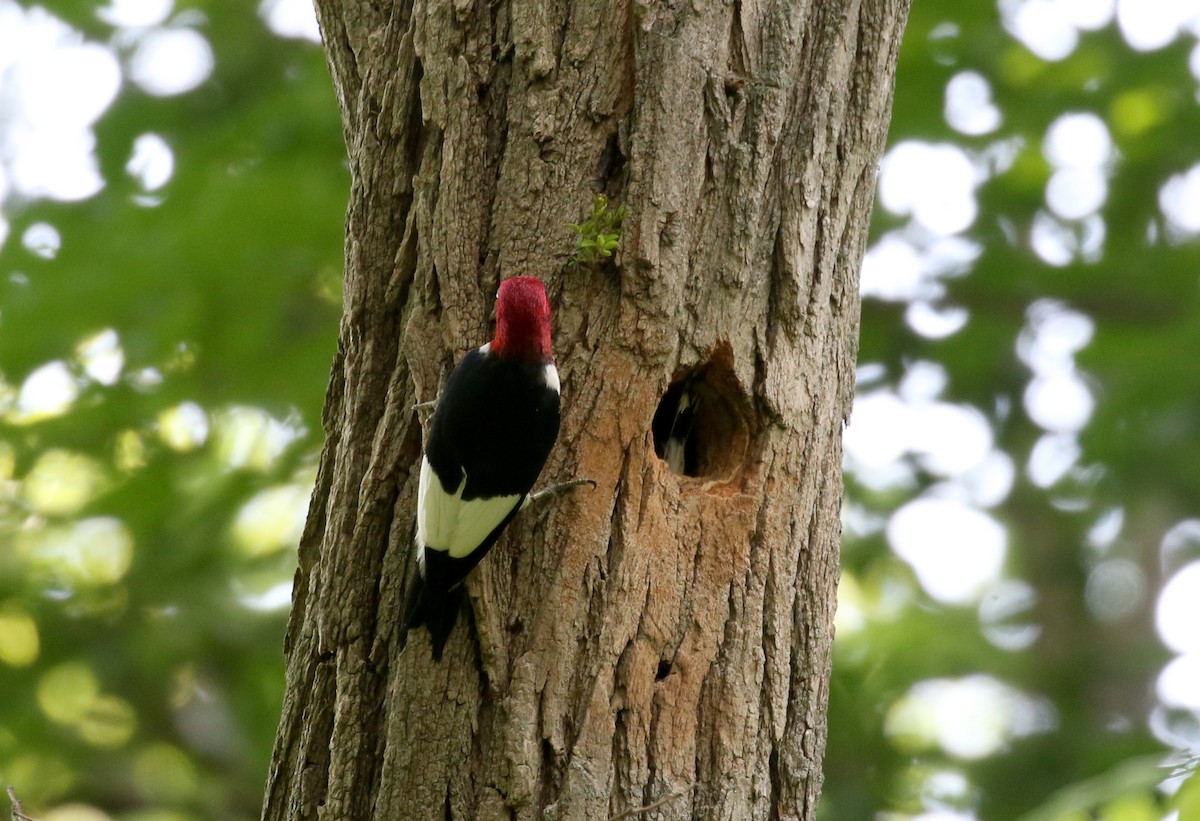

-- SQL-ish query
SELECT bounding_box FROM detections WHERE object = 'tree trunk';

[262,0,908,818]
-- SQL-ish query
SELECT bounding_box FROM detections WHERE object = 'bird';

[652,377,701,476]
[662,380,700,476]
[402,276,566,660]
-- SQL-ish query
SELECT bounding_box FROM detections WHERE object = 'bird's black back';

[425,348,560,502]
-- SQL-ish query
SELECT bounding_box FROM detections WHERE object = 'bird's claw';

[525,478,597,507]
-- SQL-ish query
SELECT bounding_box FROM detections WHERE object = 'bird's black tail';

[400,573,464,662]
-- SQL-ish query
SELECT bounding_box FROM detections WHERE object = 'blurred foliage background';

[0,1,1198,820]
[828,2,1200,819]
[0,1,343,818]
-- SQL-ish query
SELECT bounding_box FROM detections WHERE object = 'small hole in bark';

[651,342,754,480]
[655,661,672,681]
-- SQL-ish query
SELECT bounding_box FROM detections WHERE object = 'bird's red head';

[492,276,553,362]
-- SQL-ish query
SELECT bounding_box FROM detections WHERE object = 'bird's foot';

[524,478,597,509]
[413,398,438,412]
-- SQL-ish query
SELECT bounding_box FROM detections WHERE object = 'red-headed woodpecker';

[403,276,563,660]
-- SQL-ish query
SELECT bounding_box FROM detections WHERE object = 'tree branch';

[7,787,38,821]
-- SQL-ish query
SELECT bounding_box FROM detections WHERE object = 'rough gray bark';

[262,0,908,818]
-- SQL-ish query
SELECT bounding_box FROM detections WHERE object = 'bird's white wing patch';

[543,363,560,394]
[417,456,522,560]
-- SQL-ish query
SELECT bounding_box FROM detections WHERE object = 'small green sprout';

[568,194,630,267]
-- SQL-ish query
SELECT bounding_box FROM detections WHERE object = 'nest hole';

[651,346,754,480]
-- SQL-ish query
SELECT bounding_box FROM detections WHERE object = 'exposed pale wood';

[262,0,909,818]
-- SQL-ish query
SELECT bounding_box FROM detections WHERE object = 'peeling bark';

[262,0,909,818]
